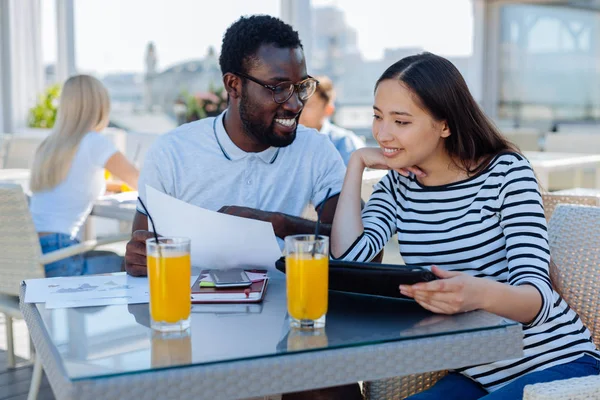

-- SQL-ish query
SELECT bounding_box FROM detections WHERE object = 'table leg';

[6,315,15,368]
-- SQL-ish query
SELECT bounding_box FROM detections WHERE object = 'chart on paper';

[24,273,199,309]
[24,273,150,308]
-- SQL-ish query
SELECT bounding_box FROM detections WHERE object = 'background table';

[90,192,137,221]
[524,151,600,189]
[0,168,30,193]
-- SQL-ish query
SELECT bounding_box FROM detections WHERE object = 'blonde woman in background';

[29,75,139,277]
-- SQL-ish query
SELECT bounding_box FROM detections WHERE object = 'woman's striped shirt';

[339,152,599,391]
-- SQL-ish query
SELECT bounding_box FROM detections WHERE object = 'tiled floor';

[0,314,55,400]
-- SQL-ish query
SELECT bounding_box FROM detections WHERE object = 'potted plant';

[26,84,61,133]
[177,85,228,124]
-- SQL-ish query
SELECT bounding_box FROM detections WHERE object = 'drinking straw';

[137,196,162,257]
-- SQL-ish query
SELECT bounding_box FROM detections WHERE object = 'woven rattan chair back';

[541,193,599,222]
[0,184,44,296]
[363,370,449,400]
[548,204,600,346]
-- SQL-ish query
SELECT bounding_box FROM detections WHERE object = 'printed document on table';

[24,273,148,304]
[24,272,200,308]
[146,185,282,271]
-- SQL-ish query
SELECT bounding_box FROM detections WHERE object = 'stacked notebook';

[190,270,269,304]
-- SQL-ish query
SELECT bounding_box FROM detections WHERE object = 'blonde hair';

[30,75,110,192]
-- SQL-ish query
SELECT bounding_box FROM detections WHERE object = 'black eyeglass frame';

[234,72,319,104]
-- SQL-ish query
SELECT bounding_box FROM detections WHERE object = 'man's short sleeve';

[310,135,346,208]
[136,138,173,215]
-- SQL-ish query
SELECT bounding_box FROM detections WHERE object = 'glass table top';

[34,271,517,381]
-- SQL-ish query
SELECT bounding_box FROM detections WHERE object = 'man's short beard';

[239,87,296,148]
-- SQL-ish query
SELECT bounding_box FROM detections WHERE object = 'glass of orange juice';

[146,237,191,332]
[285,234,329,329]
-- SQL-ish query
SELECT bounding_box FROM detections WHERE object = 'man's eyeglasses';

[234,72,319,104]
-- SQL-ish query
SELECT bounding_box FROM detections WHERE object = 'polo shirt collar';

[213,111,280,164]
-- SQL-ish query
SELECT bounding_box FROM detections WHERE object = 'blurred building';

[102,73,145,110]
[310,6,358,80]
[3,0,600,134]
[144,45,222,118]
[281,0,313,70]
[144,42,158,112]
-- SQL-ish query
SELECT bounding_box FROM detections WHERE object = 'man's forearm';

[272,212,331,239]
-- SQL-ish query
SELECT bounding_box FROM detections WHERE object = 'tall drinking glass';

[285,235,329,329]
[146,237,191,332]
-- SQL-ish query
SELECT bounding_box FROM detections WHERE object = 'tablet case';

[275,257,436,299]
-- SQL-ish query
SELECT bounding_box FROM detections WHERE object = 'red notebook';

[191,270,269,304]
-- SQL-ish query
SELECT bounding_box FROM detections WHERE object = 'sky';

[42,0,473,75]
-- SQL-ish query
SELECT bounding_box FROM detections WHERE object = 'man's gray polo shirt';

[137,111,346,220]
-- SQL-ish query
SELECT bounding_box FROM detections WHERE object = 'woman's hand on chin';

[355,147,390,170]
[355,148,426,178]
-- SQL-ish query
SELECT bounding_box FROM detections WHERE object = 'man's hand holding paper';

[130,186,282,275]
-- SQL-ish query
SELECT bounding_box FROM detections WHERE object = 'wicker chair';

[541,192,600,221]
[363,198,600,400]
[362,371,448,399]
[0,183,129,399]
[523,204,600,399]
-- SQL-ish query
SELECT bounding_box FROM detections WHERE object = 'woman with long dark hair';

[331,53,599,399]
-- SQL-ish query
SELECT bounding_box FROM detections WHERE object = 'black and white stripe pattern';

[340,152,599,391]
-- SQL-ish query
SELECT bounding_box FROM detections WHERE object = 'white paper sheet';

[146,185,282,270]
[24,272,200,309]
[24,273,148,304]
[45,295,149,309]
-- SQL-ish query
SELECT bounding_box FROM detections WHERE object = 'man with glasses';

[127,14,346,268]
[126,15,359,399]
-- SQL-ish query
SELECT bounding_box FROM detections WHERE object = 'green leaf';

[27,84,61,128]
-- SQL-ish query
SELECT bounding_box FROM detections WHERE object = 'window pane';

[498,4,600,124]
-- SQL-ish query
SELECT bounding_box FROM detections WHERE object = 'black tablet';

[275,257,437,299]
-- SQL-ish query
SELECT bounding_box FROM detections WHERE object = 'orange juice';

[286,254,328,321]
[148,253,191,323]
